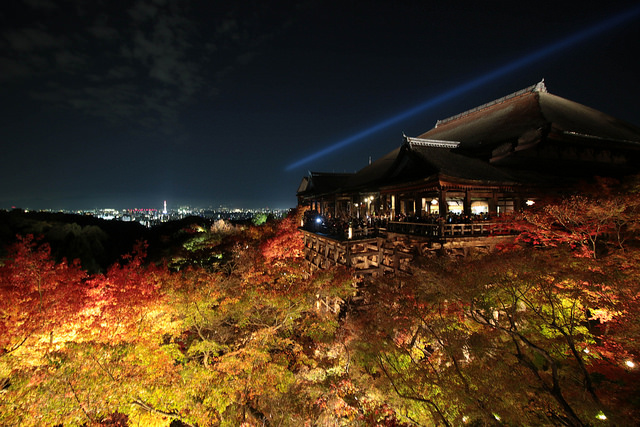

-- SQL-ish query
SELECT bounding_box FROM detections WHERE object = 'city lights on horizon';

[3,199,290,215]
[2,200,288,228]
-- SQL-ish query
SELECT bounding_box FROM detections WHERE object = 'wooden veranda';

[301,221,516,277]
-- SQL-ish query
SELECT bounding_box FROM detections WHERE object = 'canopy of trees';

[1,177,639,426]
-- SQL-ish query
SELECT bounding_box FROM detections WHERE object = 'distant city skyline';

[5,203,288,229]
[1,188,294,211]
[3,199,287,213]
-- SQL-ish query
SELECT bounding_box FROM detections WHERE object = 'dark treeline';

[0,210,220,273]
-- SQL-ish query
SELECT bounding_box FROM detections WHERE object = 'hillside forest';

[1,176,640,426]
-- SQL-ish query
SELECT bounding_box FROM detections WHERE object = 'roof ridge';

[404,134,460,148]
[435,79,547,128]
[310,171,354,175]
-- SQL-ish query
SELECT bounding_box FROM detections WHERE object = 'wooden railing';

[301,220,514,242]
[386,221,509,238]
[384,222,439,237]
[350,227,378,240]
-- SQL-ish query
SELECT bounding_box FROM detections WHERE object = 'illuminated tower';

[163,200,167,215]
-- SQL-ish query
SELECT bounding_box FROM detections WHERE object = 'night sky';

[2,0,640,211]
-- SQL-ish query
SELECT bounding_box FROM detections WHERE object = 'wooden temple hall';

[296,81,640,276]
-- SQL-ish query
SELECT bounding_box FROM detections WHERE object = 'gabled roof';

[344,146,404,190]
[297,172,353,197]
[538,93,640,145]
[409,143,518,183]
[419,80,640,156]
[345,138,521,193]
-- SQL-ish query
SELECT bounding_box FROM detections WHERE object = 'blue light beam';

[285,4,640,171]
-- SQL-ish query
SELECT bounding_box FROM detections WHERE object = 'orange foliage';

[83,242,174,344]
[260,207,306,265]
[0,235,87,356]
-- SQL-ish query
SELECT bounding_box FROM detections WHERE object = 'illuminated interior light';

[526,200,535,206]
[431,198,438,205]
[625,360,636,368]
[596,411,607,420]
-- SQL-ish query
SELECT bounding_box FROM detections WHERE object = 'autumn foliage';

[0,208,357,426]
[2,185,640,426]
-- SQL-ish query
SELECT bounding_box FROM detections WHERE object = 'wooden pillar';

[464,190,471,216]
[393,248,399,275]
[377,238,384,276]
[439,189,447,218]
[515,196,523,212]
[490,192,498,217]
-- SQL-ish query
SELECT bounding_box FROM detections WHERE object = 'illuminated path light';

[285,5,640,171]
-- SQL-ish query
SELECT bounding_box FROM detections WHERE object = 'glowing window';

[471,200,489,215]
[447,198,463,214]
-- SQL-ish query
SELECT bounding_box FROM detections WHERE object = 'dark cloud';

[0,0,302,139]
[86,20,119,41]
[0,57,32,80]
[0,1,263,135]
[106,65,137,80]
[127,0,162,22]
[53,50,86,70]
[22,0,58,11]
[3,27,62,52]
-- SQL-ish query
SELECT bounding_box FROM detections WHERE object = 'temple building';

[298,80,640,220]
[296,81,640,275]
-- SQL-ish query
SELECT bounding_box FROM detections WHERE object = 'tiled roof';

[420,86,640,153]
[344,142,522,192]
[409,144,517,183]
[297,172,353,196]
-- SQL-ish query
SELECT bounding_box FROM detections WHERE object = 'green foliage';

[252,212,268,226]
